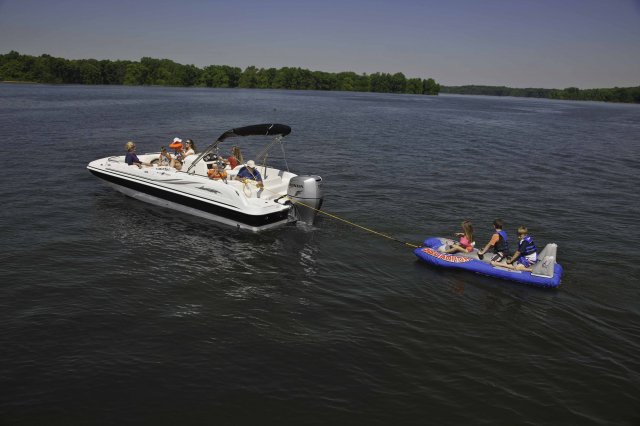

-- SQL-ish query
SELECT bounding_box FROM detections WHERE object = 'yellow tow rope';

[289,198,421,248]
[243,179,421,249]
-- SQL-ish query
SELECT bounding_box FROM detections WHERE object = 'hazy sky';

[1,0,638,88]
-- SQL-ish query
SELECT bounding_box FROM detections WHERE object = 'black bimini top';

[216,123,291,144]
[187,124,292,174]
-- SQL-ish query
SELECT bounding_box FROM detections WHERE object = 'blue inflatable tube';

[414,237,562,288]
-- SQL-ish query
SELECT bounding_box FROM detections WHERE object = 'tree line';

[0,51,441,95]
[440,85,640,104]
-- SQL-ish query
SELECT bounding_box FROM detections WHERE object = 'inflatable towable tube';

[414,237,563,288]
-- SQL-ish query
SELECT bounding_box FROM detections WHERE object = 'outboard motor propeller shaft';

[287,175,323,225]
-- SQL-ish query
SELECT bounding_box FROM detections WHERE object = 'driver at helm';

[235,160,263,187]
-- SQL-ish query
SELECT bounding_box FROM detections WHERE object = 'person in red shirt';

[227,146,242,169]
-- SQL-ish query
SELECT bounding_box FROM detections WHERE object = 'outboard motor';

[287,175,323,225]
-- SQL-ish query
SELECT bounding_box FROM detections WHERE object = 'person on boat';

[157,146,172,166]
[499,226,538,271]
[169,138,184,170]
[184,139,197,157]
[124,141,151,168]
[207,163,228,181]
[226,146,243,169]
[440,220,475,254]
[477,218,509,262]
[169,138,197,170]
[235,160,263,187]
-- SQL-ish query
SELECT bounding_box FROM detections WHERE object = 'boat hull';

[414,237,562,288]
[88,166,290,231]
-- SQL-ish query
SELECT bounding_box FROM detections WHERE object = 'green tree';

[238,66,258,88]
[312,71,337,91]
[370,72,391,92]
[123,63,148,85]
[100,60,130,85]
[336,72,356,91]
[256,67,277,89]
[353,73,371,92]
[423,78,440,95]
[0,51,24,80]
[79,60,101,84]
[406,78,423,94]
[201,65,230,87]
[223,66,242,87]
[390,72,406,93]
[182,64,201,87]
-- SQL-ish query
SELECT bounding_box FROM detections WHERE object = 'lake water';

[1,83,639,425]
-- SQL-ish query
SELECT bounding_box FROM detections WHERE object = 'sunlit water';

[1,84,639,425]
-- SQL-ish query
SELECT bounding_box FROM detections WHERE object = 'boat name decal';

[198,186,221,194]
[422,248,473,263]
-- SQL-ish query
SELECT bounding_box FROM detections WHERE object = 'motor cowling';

[287,175,323,225]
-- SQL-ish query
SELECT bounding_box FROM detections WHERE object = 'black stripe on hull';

[89,168,290,227]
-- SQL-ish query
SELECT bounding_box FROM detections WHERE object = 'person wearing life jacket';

[478,218,509,262]
[503,226,538,271]
[207,163,228,181]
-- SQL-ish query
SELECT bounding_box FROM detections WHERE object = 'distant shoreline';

[3,79,638,105]
[0,50,441,96]
[441,84,639,104]
[2,50,638,103]
[2,80,39,84]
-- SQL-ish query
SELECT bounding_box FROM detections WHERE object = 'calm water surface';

[1,84,639,425]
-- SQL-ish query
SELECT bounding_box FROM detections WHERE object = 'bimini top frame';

[187,123,292,174]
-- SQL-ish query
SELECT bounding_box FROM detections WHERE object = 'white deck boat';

[87,124,323,231]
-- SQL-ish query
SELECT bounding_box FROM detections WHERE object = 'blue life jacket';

[520,236,537,256]
[494,230,509,254]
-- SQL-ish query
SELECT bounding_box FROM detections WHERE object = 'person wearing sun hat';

[235,159,263,187]
[169,138,197,171]
[169,137,183,151]
[168,138,182,170]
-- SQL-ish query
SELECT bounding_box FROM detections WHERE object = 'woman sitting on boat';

[169,138,196,170]
[440,220,475,254]
[124,141,151,168]
[226,146,243,169]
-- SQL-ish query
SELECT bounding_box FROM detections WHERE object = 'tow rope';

[243,179,420,248]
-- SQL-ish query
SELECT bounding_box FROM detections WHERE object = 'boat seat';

[531,243,557,278]
[261,173,281,185]
[182,157,209,176]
